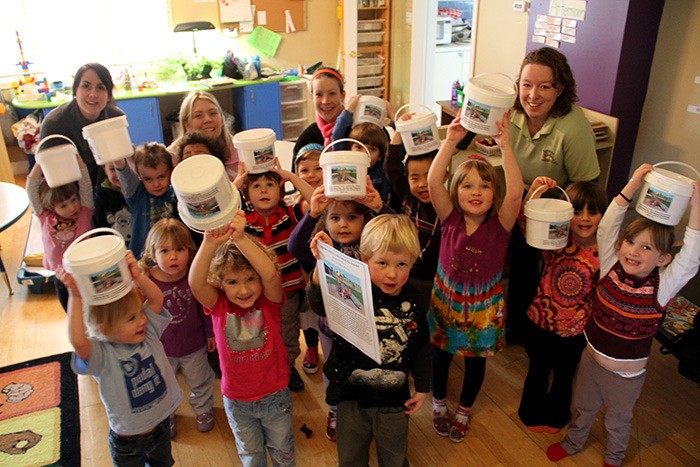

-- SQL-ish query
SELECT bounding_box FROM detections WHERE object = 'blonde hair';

[207,234,277,287]
[85,287,143,340]
[39,179,80,213]
[177,91,234,155]
[139,219,196,275]
[360,214,421,263]
[449,158,502,218]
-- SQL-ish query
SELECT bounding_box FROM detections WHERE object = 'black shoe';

[289,367,304,392]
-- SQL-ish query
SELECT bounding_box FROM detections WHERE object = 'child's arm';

[76,156,94,209]
[428,115,463,221]
[230,210,284,304]
[57,270,92,361]
[233,161,249,191]
[25,162,45,214]
[331,95,360,151]
[189,223,234,310]
[384,134,409,199]
[126,251,164,314]
[113,158,140,199]
[271,157,314,203]
[493,112,524,232]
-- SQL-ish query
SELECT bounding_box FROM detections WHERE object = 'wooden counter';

[437,99,460,125]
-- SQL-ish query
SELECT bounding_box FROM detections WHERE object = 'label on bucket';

[180,185,228,219]
[81,261,132,305]
[546,221,570,245]
[409,125,438,149]
[361,104,383,121]
[463,98,505,135]
[253,144,275,170]
[637,185,675,223]
[526,219,570,250]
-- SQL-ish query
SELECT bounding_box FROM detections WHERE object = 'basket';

[475,138,501,156]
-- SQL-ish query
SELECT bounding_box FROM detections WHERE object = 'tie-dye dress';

[428,209,511,357]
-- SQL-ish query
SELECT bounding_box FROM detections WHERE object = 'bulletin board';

[219,0,306,33]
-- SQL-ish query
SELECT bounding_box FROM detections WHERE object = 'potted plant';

[163,54,221,81]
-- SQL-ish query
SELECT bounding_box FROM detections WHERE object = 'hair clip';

[468,154,487,161]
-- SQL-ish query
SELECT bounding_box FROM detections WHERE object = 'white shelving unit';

[280,80,309,141]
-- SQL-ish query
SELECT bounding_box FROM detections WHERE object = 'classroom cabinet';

[231,81,283,139]
[116,97,164,146]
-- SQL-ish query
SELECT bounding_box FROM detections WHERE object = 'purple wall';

[524,0,665,195]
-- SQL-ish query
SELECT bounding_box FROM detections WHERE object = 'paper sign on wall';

[548,0,587,21]
[219,0,253,23]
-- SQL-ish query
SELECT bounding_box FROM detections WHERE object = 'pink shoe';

[433,410,450,437]
[303,347,319,374]
[449,414,471,443]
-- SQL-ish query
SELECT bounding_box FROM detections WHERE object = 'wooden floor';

[1,175,698,466]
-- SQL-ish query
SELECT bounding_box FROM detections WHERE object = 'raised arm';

[114,157,140,199]
[26,162,45,214]
[76,156,94,209]
[125,251,164,313]
[58,270,92,361]
[189,222,234,310]
[429,116,464,221]
[493,112,524,232]
[229,210,284,304]
[271,158,314,203]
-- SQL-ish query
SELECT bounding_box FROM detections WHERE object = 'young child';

[234,158,314,392]
[176,130,228,166]
[139,219,216,438]
[61,252,182,466]
[289,179,393,441]
[517,178,608,433]
[384,115,442,306]
[114,142,177,258]
[307,214,431,465]
[547,164,700,467]
[426,111,523,442]
[26,154,94,311]
[189,210,295,466]
[93,161,132,246]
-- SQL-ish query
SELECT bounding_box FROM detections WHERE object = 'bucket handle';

[529,184,571,204]
[321,138,371,164]
[471,72,517,91]
[394,103,436,123]
[653,161,700,180]
[35,134,78,154]
[64,227,125,258]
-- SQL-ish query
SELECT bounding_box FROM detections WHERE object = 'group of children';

[30,84,700,466]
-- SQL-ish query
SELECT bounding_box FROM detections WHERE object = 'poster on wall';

[532,2,584,46]
[548,0,587,20]
[219,0,254,23]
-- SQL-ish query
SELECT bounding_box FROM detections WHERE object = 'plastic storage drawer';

[358,53,384,65]
[358,19,384,31]
[281,101,307,121]
[359,87,384,97]
[280,81,307,103]
[282,119,307,140]
[358,31,385,44]
[358,63,384,76]
[357,75,384,88]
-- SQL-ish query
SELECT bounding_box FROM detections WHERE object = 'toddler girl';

[139,218,216,438]
[426,111,523,442]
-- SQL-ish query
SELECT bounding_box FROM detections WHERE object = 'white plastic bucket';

[394,104,440,155]
[319,138,371,200]
[353,95,387,128]
[62,228,132,305]
[82,115,134,165]
[460,73,516,136]
[232,128,277,174]
[524,185,574,250]
[35,135,82,188]
[635,161,700,226]
[171,154,241,232]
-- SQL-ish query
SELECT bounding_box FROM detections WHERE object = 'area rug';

[0,352,80,466]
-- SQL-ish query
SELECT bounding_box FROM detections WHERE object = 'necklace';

[414,207,439,259]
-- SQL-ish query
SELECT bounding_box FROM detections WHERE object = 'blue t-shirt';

[71,307,183,435]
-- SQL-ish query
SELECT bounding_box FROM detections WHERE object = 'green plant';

[163,54,221,81]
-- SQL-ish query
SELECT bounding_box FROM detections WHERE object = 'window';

[1,0,172,82]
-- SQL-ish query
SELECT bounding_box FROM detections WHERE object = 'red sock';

[546,442,570,462]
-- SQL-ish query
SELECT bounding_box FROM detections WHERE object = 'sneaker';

[196,409,215,433]
[449,414,471,443]
[303,347,319,374]
[169,414,176,439]
[433,410,450,437]
[288,367,305,392]
[326,410,337,442]
[542,425,561,434]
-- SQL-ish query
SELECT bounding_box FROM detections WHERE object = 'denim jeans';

[224,389,296,466]
[108,417,173,467]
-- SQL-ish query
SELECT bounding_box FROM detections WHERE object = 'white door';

[342,0,358,97]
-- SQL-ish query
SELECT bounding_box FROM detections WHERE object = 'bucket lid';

[63,229,125,267]
[232,128,276,145]
[172,154,226,192]
[82,115,128,135]
[394,111,437,132]
[645,168,694,196]
[319,150,371,167]
[524,198,574,222]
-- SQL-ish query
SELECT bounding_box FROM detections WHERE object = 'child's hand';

[233,161,249,190]
[404,392,428,415]
[357,176,383,212]
[204,223,233,246]
[492,111,511,148]
[529,176,557,199]
[270,157,291,181]
[206,337,216,353]
[445,110,467,144]
[230,209,247,241]
[346,95,361,113]
[309,185,331,218]
[385,100,395,123]
[125,251,141,280]
[310,231,333,260]
[629,163,654,189]
[56,269,81,297]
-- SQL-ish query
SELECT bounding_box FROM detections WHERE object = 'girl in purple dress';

[426,111,524,443]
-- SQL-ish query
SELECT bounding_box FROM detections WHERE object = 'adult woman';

[506,47,600,342]
[292,67,346,163]
[40,63,125,187]
[169,91,238,180]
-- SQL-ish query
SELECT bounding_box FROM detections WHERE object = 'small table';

[437,100,460,125]
[0,182,30,294]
